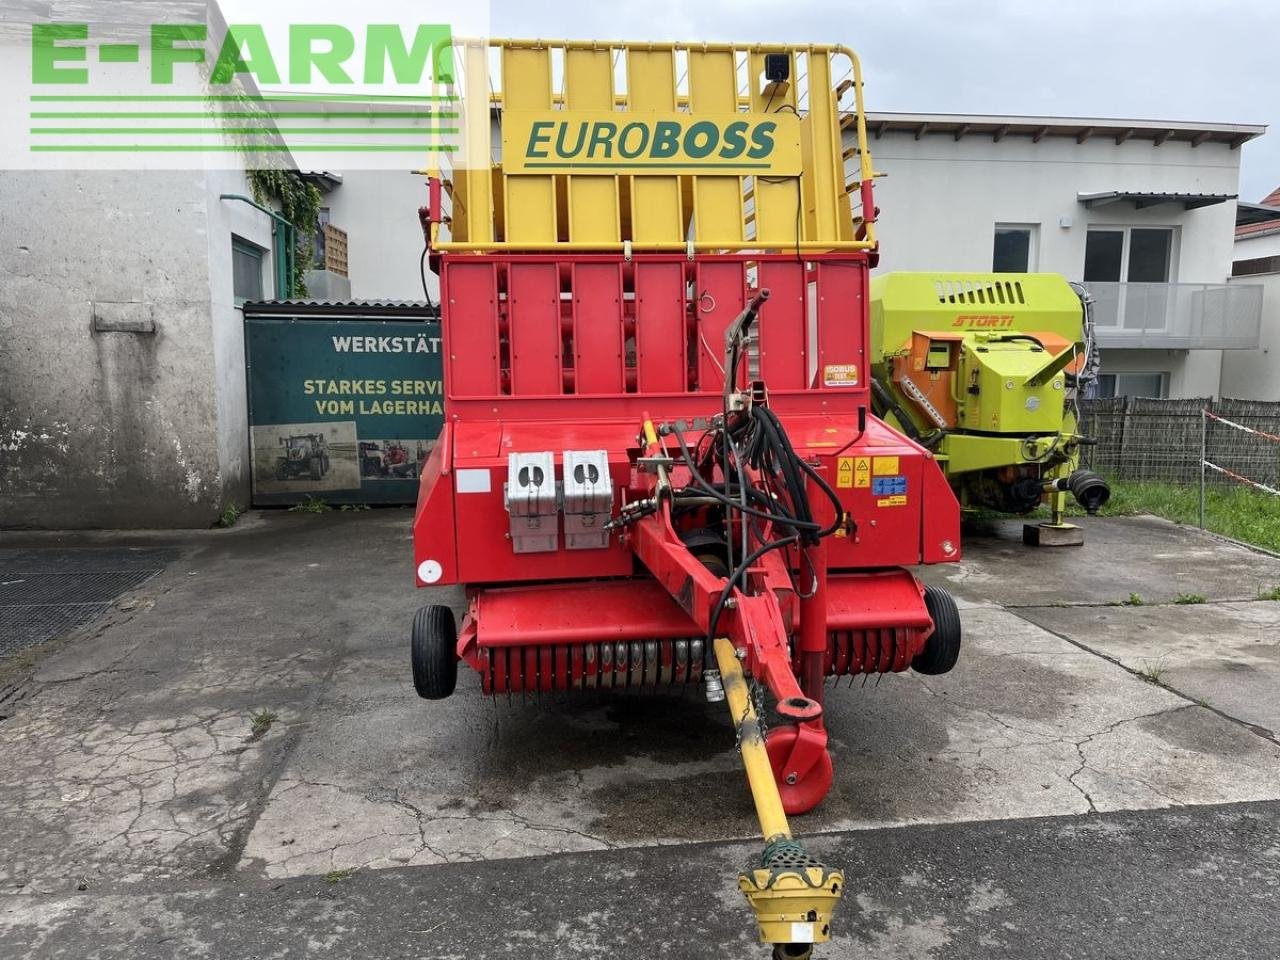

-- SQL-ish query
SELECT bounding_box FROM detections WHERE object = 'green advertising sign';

[245,314,443,506]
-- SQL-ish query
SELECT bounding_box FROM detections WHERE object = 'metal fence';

[1078,397,1280,491]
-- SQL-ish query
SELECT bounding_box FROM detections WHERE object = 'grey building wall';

[0,168,273,529]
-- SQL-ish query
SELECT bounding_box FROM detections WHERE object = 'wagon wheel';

[765,725,834,815]
[913,586,962,676]
[411,605,458,700]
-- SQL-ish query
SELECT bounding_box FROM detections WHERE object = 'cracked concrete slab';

[1015,599,1280,738]
[238,602,1280,879]
[5,507,1280,959]
[929,516,1280,607]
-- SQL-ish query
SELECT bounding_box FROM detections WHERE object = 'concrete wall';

[206,169,280,516]
[322,172,436,302]
[0,170,271,528]
[858,128,1244,399]
[1224,230,1280,400]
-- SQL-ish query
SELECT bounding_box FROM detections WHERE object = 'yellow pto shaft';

[712,639,844,958]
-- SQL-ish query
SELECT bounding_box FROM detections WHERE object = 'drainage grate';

[0,547,179,659]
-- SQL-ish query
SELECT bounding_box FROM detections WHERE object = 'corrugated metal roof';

[1078,191,1236,210]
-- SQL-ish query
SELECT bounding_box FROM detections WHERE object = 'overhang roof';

[1238,201,1280,228]
[300,171,345,194]
[862,112,1265,149]
[1078,190,1236,210]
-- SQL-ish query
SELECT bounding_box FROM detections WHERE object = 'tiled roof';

[1236,186,1280,238]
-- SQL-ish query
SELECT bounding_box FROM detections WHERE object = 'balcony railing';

[1082,281,1262,350]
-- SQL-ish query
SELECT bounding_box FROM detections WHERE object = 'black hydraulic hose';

[707,533,801,643]
[668,422,822,532]
[754,406,822,541]
[749,408,807,513]
[796,454,846,539]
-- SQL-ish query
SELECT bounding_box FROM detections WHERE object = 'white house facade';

[849,113,1267,400]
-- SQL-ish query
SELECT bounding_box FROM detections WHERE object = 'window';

[232,237,265,306]
[1084,227,1176,331]
[1096,372,1168,398]
[1083,227,1175,282]
[313,207,332,269]
[1127,228,1172,282]
[993,224,1037,272]
[1084,230,1124,281]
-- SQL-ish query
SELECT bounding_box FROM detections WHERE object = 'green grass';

[217,503,245,528]
[1101,480,1280,553]
[289,496,332,514]
[1174,592,1207,605]
[974,479,1280,554]
[1124,593,1144,607]
[1260,586,1280,601]
[322,868,355,884]
[1136,658,1169,685]
[249,710,278,740]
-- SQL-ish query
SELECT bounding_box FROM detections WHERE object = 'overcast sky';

[488,0,1280,202]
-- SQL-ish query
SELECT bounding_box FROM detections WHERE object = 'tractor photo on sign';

[276,433,332,482]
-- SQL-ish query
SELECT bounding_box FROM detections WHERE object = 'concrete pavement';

[2,511,1279,957]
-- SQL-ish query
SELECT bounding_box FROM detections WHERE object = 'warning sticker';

[823,364,859,387]
[854,456,871,488]
[877,495,908,508]
[836,457,855,489]
[873,456,899,476]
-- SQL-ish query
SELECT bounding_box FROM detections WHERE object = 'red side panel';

[635,262,686,393]
[413,423,458,587]
[573,263,625,395]
[824,570,930,630]
[920,454,963,564]
[508,263,563,396]
[814,260,866,395]
[758,260,807,391]
[445,262,500,397]
[695,261,746,393]
[473,579,701,646]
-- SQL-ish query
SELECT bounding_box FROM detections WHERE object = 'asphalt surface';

[1,511,1278,958]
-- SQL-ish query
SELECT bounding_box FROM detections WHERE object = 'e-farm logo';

[25,20,460,160]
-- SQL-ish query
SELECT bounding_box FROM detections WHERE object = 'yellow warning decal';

[837,457,855,489]
[854,457,871,488]
[877,495,908,508]
[873,456,900,476]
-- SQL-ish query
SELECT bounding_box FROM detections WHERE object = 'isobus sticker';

[823,364,859,387]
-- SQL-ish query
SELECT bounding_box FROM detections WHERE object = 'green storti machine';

[869,272,1110,546]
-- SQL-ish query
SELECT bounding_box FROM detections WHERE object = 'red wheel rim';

[765,726,834,815]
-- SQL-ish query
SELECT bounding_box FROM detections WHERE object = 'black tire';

[309,457,322,481]
[412,605,458,700]
[913,586,962,675]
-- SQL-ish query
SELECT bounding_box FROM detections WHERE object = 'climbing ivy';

[247,167,322,298]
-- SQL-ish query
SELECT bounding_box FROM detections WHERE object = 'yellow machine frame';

[430,39,877,255]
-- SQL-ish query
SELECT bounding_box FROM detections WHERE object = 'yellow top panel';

[435,39,877,254]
